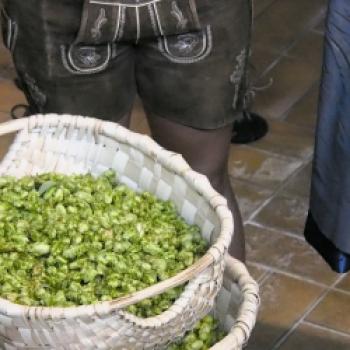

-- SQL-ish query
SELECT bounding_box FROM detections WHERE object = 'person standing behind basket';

[304,0,350,273]
[0,0,252,260]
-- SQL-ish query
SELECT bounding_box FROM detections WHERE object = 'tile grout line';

[302,320,350,339]
[246,220,308,241]
[251,10,326,119]
[251,51,287,85]
[257,6,327,81]
[243,143,313,163]
[280,118,318,133]
[230,143,312,210]
[258,269,273,286]
[268,117,317,134]
[247,264,273,284]
[247,261,331,290]
[253,37,325,121]
[244,160,312,223]
[229,175,276,192]
[235,143,307,162]
[311,28,324,35]
[270,273,347,350]
[244,195,274,224]
[280,80,320,122]
[331,286,350,296]
[253,0,281,21]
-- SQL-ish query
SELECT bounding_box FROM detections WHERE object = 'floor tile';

[253,55,321,119]
[313,17,326,34]
[0,48,11,66]
[307,290,350,335]
[229,146,302,190]
[284,163,312,198]
[246,224,339,285]
[250,46,280,81]
[253,0,276,17]
[0,133,15,162]
[253,192,309,236]
[0,80,26,113]
[336,274,350,293]
[253,0,327,53]
[278,322,350,350]
[252,27,324,83]
[253,119,314,159]
[0,112,12,161]
[284,84,319,128]
[247,262,270,283]
[0,111,10,123]
[287,31,324,72]
[253,27,324,120]
[230,178,274,220]
[246,273,324,350]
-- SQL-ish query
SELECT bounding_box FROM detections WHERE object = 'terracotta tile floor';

[0,0,349,349]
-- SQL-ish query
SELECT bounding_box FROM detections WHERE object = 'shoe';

[231,111,268,144]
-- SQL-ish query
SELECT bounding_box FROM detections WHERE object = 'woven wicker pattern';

[211,256,259,349]
[0,115,258,349]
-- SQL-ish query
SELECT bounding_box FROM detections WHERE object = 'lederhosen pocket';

[1,6,18,53]
[151,0,212,64]
[157,25,212,64]
[61,0,122,75]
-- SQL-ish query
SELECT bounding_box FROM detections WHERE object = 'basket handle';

[210,255,260,350]
[108,253,214,309]
[0,118,27,136]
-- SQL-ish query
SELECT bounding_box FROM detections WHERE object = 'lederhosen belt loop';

[61,0,122,75]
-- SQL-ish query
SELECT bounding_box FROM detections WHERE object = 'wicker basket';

[210,256,259,350]
[0,114,258,349]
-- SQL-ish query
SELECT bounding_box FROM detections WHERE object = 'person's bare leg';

[147,114,245,261]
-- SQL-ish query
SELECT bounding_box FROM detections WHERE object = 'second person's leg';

[147,115,245,260]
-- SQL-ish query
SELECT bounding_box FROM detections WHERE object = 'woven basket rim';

[209,256,260,350]
[0,114,234,320]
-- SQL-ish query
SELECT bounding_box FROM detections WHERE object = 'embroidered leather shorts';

[1,0,251,129]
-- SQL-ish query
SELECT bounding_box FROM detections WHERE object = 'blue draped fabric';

[305,0,350,273]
